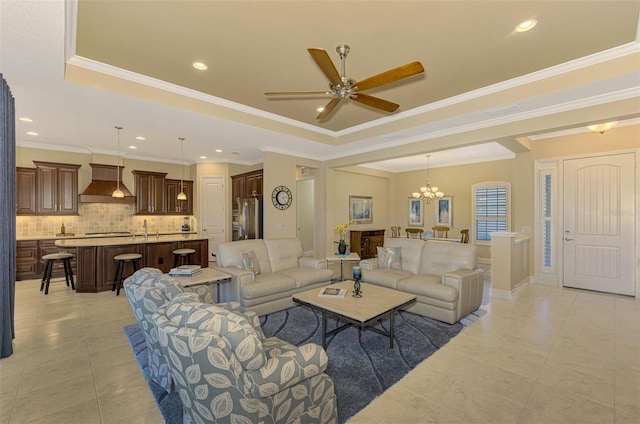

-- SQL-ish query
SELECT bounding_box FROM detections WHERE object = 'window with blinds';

[472,182,510,244]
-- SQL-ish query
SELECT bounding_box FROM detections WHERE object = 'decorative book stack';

[169,265,202,277]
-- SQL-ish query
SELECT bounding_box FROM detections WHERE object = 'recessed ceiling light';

[19,117,33,122]
[26,131,38,136]
[192,62,208,70]
[128,145,137,149]
[199,156,207,159]
[316,107,325,112]
[515,19,537,32]
[135,136,146,141]
[215,149,222,153]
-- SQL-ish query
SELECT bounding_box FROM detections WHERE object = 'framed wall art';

[435,196,452,227]
[349,195,373,224]
[408,198,423,226]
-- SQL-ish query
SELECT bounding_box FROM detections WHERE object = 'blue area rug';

[124,306,467,423]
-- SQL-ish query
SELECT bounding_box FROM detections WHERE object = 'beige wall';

[331,166,391,252]
[15,124,639,263]
[392,159,514,258]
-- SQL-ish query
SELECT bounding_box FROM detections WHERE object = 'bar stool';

[113,253,142,296]
[40,253,75,295]
[173,248,196,267]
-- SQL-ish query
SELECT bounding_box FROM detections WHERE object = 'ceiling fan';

[265,43,424,120]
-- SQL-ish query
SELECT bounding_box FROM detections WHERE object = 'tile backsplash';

[16,204,196,237]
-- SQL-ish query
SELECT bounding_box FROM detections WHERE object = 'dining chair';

[390,226,401,238]
[432,226,449,238]
[460,229,469,243]
[406,228,423,239]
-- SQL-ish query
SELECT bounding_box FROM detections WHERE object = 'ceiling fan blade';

[265,90,331,95]
[355,61,424,91]
[351,93,399,112]
[316,98,341,120]
[308,48,342,86]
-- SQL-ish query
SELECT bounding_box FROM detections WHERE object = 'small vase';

[337,242,347,255]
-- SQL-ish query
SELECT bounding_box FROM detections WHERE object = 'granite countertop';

[54,233,207,247]
[18,231,198,241]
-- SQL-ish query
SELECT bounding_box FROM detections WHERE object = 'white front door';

[200,176,225,262]
[563,153,636,295]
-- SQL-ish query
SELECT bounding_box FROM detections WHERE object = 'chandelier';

[412,154,444,204]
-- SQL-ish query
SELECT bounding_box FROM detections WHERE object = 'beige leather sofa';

[216,238,333,316]
[360,238,484,324]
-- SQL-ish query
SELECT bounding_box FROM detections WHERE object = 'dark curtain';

[0,74,16,358]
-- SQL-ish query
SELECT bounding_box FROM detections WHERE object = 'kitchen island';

[55,234,209,293]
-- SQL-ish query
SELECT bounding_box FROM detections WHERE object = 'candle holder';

[352,265,362,280]
[353,279,362,298]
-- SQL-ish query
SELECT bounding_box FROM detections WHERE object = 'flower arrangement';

[334,221,355,254]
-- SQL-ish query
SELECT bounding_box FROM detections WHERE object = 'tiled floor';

[1,272,638,423]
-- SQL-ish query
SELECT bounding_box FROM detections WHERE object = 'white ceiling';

[2,1,639,172]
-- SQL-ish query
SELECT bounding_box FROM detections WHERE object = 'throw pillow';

[377,246,402,270]
[241,250,261,275]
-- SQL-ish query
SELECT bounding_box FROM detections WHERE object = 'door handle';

[564,230,574,241]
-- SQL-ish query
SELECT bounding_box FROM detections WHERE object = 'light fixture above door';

[587,121,618,134]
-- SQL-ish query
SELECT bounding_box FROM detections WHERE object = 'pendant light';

[412,154,444,204]
[177,137,187,201]
[112,126,125,198]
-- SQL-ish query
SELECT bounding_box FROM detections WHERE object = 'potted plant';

[334,221,354,255]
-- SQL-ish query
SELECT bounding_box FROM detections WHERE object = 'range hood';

[80,163,135,204]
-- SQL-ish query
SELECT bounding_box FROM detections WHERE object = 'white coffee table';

[292,280,416,348]
[166,267,231,302]
[325,252,360,281]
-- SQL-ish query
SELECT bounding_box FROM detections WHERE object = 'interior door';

[296,179,314,254]
[200,176,225,262]
[563,153,636,295]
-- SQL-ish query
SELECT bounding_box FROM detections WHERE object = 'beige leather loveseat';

[360,238,484,324]
[216,238,333,316]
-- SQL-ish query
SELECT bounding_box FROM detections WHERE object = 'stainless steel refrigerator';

[235,196,263,240]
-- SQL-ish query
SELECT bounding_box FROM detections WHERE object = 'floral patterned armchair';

[153,292,338,424]
[123,267,244,392]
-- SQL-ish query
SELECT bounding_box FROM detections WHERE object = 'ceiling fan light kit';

[265,43,424,120]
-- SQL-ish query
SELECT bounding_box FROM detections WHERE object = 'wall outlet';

[521,226,532,234]
[276,223,284,229]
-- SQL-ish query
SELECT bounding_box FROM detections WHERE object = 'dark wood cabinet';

[133,170,167,214]
[16,239,79,281]
[350,229,386,259]
[100,244,144,291]
[16,167,37,215]
[33,161,80,215]
[144,242,176,273]
[246,172,263,197]
[177,239,208,267]
[16,240,39,280]
[165,179,193,215]
[75,246,97,292]
[231,170,263,211]
[79,238,208,292]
